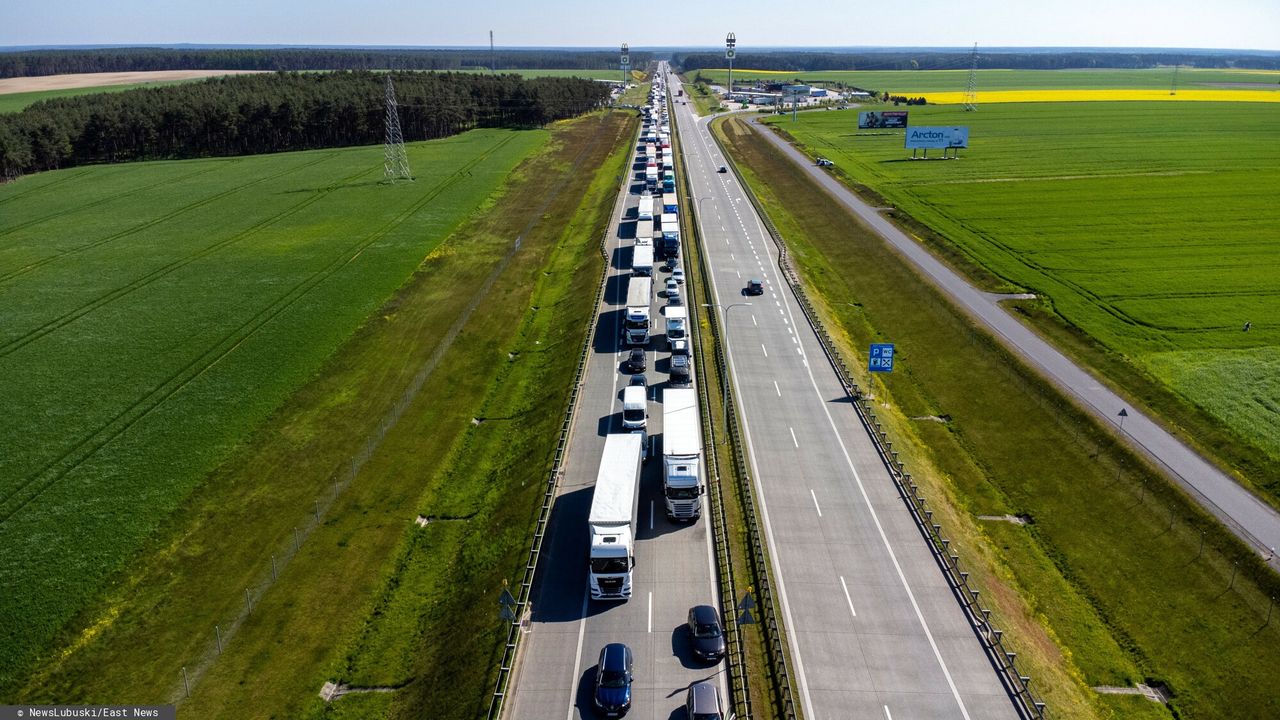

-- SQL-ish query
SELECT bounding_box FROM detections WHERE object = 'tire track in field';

[0,164,377,360]
[0,153,338,285]
[169,114,620,705]
[0,162,228,242]
[0,135,518,523]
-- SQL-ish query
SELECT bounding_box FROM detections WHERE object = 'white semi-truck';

[588,433,644,600]
[635,218,653,245]
[624,276,651,345]
[662,389,703,520]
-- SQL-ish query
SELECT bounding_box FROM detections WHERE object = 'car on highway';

[671,267,685,284]
[687,605,726,662]
[629,373,647,389]
[685,680,724,720]
[718,165,727,173]
[816,157,834,167]
[623,348,646,374]
[665,278,681,303]
[594,642,634,717]
[669,354,692,387]
[745,278,764,296]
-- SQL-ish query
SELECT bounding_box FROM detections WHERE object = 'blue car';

[594,642,634,717]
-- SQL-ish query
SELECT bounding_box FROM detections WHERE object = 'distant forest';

[675,51,1280,72]
[0,47,654,79]
[0,71,611,178]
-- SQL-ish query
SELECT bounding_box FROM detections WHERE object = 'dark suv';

[594,643,634,717]
[745,279,764,296]
[623,348,646,374]
[669,353,692,387]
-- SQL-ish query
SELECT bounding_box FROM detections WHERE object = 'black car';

[623,348,646,374]
[594,643,634,717]
[745,278,764,296]
[669,354,692,387]
[718,166,728,173]
[687,605,726,662]
[629,373,648,389]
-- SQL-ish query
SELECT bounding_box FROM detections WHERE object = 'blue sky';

[3,0,1277,51]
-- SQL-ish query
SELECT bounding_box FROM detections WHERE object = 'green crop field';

[695,67,1280,93]
[762,102,1280,480]
[0,128,547,691]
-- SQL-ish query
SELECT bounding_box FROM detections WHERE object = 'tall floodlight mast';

[383,76,412,183]
[725,33,736,105]
[963,43,979,111]
[621,43,630,85]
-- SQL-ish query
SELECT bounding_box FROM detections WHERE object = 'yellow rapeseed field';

[921,89,1280,104]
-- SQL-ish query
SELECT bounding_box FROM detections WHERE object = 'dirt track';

[0,70,266,95]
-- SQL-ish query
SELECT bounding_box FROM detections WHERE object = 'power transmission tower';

[383,76,412,183]
[963,43,979,112]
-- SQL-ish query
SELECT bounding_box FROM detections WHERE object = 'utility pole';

[490,31,495,73]
[725,32,736,106]
[1171,64,1179,95]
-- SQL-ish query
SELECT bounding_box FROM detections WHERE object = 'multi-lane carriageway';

[505,80,726,720]
[506,65,1021,720]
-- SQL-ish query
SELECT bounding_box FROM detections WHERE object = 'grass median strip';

[714,114,1280,719]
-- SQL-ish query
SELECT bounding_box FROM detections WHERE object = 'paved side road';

[748,116,1280,566]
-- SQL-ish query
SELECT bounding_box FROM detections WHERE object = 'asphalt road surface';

[505,93,726,720]
[747,114,1280,567]
[668,66,1019,720]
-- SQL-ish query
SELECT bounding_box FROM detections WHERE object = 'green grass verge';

[760,101,1280,502]
[693,67,1280,92]
[679,75,723,116]
[0,130,545,694]
[714,114,1280,719]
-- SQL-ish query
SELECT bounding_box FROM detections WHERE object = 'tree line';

[0,71,612,179]
[675,51,1280,73]
[0,47,654,79]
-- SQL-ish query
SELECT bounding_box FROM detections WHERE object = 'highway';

[667,66,1020,719]
[505,90,726,720]
[747,114,1280,566]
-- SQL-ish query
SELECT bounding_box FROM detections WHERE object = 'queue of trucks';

[586,75,704,602]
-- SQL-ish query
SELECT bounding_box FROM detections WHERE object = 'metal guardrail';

[710,116,1049,720]
[486,112,639,720]
[672,97,800,720]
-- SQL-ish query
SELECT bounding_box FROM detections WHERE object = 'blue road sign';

[869,343,895,373]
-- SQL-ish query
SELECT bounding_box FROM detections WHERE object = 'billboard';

[905,126,969,149]
[858,110,908,129]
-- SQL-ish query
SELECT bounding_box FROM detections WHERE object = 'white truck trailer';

[662,389,703,520]
[624,276,651,346]
[588,433,644,600]
[632,243,654,276]
[635,218,653,245]
[637,194,655,221]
